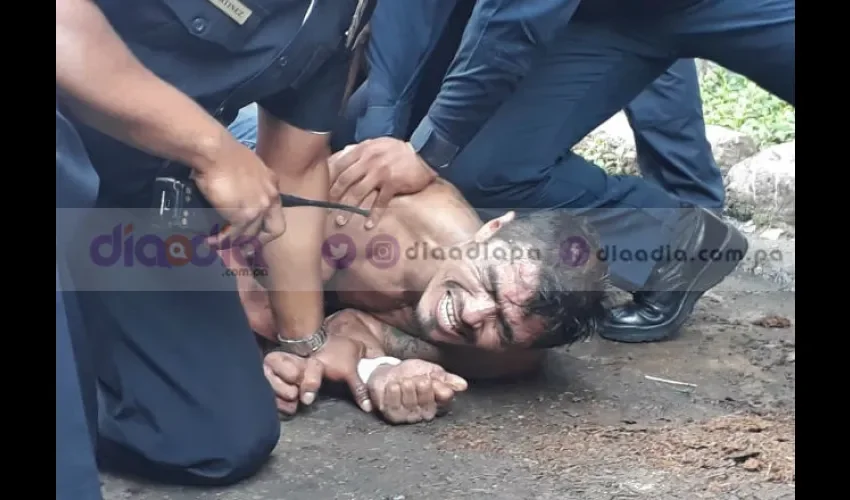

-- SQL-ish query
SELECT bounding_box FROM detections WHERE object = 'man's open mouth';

[438,292,461,333]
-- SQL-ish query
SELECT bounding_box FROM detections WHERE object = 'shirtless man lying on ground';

[229,165,608,425]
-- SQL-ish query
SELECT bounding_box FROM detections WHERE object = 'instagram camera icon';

[366,234,400,269]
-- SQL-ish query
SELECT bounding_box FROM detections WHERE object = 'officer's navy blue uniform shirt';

[68,0,359,206]
[357,0,701,169]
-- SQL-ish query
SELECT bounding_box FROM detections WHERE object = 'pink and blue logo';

[89,224,263,268]
[321,233,357,270]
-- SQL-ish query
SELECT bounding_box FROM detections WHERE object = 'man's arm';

[325,309,544,380]
[255,49,350,340]
[324,309,445,362]
[354,0,458,142]
[56,0,227,170]
[409,0,581,169]
[57,0,284,245]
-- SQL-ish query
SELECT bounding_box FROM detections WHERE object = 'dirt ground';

[102,272,795,500]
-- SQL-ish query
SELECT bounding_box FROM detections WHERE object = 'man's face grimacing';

[415,211,609,352]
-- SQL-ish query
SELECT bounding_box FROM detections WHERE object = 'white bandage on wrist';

[357,356,402,383]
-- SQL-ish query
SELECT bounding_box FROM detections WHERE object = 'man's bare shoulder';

[389,179,482,233]
[394,178,472,209]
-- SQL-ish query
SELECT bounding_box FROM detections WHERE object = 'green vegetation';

[573,61,794,175]
[699,64,795,147]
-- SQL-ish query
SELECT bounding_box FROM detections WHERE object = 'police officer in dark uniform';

[325,0,793,344]
[57,106,103,500]
[332,0,725,207]
[331,1,724,209]
[56,0,373,496]
[625,59,725,211]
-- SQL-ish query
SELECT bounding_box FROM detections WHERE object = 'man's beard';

[413,301,438,341]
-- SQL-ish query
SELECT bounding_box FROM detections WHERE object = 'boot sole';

[600,221,749,343]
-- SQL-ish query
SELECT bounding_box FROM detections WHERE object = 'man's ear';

[474,211,515,243]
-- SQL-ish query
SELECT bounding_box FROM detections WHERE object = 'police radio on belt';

[152,167,370,234]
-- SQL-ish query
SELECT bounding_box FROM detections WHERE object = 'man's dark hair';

[493,210,609,349]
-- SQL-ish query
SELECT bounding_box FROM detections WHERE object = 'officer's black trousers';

[57,106,279,500]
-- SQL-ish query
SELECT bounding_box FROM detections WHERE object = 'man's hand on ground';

[193,135,286,248]
[366,359,468,425]
[313,336,373,412]
[328,138,436,229]
[263,350,323,415]
[264,336,372,415]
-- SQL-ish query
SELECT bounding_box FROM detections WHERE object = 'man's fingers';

[365,187,393,230]
[240,216,265,242]
[299,358,324,406]
[416,378,435,408]
[337,169,378,225]
[260,207,287,243]
[266,353,304,384]
[264,366,299,402]
[345,371,373,413]
[328,144,360,183]
[437,372,468,392]
[330,173,367,225]
[384,382,402,411]
[431,380,456,403]
[276,397,298,415]
[400,379,418,409]
[206,222,238,248]
[269,377,299,402]
[329,158,365,202]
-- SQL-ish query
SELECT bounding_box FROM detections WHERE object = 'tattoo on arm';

[379,323,443,362]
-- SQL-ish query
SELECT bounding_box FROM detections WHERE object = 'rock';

[705,125,758,173]
[572,112,638,175]
[725,141,795,226]
[759,228,785,241]
[695,59,720,78]
[573,112,757,175]
[741,458,762,471]
[727,218,795,290]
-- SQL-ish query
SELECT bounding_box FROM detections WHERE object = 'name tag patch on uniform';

[207,0,253,25]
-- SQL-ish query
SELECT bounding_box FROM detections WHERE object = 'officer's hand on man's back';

[192,134,287,248]
[328,138,437,230]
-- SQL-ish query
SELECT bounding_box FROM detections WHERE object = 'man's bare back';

[235,178,549,379]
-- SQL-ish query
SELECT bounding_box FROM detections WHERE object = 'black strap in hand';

[279,193,371,217]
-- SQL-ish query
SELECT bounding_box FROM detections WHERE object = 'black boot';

[600,208,748,343]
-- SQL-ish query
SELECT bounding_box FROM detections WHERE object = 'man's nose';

[462,295,496,326]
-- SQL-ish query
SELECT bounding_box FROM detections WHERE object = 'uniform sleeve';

[258,47,350,133]
[354,0,457,142]
[409,0,581,169]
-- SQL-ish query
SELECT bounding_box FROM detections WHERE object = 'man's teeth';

[441,295,459,330]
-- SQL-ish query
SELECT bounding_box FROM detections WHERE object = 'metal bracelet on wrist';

[274,325,328,357]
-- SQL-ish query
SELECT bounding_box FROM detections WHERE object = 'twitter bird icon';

[321,234,357,270]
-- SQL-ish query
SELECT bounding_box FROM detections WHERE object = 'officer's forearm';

[56,0,227,172]
[261,164,327,340]
[411,0,580,166]
[354,0,456,142]
[256,110,329,340]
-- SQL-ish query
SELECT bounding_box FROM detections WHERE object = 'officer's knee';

[114,404,282,487]
[190,411,281,486]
